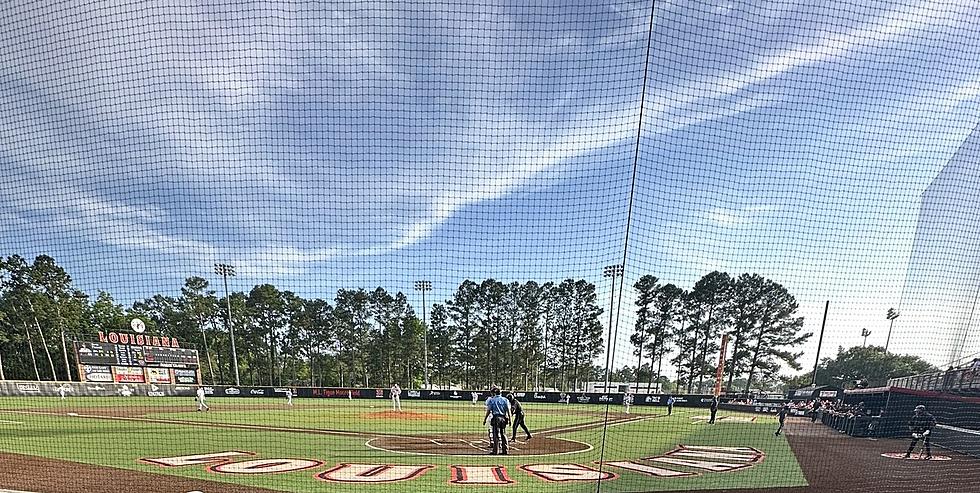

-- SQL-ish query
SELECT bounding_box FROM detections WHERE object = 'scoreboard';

[74,338,201,385]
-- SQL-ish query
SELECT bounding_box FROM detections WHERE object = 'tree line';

[0,255,811,393]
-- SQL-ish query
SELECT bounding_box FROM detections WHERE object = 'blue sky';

[2,0,979,374]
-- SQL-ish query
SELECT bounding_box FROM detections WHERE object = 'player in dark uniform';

[666,395,675,416]
[774,403,789,436]
[483,386,511,455]
[507,393,532,441]
[904,405,937,459]
[708,396,719,424]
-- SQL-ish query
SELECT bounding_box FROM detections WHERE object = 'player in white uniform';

[285,389,293,406]
[196,386,209,412]
[391,384,402,411]
[471,391,481,405]
[58,384,70,400]
[623,392,633,414]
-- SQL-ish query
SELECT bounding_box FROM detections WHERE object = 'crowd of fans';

[810,399,881,437]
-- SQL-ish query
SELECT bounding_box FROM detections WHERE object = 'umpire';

[507,393,532,441]
[483,386,511,455]
[904,405,937,459]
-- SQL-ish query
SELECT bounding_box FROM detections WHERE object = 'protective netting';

[1,1,979,492]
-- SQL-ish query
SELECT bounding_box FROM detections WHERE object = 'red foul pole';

[714,334,729,397]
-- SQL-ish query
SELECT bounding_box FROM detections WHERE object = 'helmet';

[915,405,926,412]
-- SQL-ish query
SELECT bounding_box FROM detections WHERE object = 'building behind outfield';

[897,125,980,367]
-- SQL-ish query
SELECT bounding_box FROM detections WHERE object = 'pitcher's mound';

[362,410,448,420]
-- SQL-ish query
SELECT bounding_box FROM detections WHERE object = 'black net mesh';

[1,1,978,492]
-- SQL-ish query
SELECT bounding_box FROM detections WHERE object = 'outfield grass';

[0,397,807,492]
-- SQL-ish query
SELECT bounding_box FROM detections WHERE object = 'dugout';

[845,386,980,458]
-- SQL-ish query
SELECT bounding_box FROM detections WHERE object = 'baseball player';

[904,405,937,459]
[57,384,70,400]
[471,391,481,406]
[391,383,402,412]
[623,392,633,414]
[285,388,293,406]
[774,403,789,436]
[483,386,511,455]
[708,396,719,424]
[196,386,209,412]
[666,395,675,416]
[507,393,532,441]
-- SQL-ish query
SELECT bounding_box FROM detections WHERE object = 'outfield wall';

[0,380,723,408]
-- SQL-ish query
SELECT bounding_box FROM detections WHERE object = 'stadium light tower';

[415,280,433,389]
[214,263,240,386]
[861,328,872,347]
[602,264,624,390]
[885,308,900,353]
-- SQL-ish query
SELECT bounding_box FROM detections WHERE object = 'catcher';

[904,405,937,459]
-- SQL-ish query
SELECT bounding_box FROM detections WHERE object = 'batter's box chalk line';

[880,453,952,461]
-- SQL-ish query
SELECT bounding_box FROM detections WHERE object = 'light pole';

[214,263,240,386]
[602,264,624,390]
[885,308,900,353]
[861,328,871,347]
[415,280,433,389]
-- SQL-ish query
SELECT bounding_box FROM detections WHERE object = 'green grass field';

[0,397,807,492]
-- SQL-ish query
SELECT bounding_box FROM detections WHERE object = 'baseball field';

[3,397,978,493]
[0,396,805,492]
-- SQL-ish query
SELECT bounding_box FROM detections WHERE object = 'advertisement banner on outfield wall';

[0,381,196,398]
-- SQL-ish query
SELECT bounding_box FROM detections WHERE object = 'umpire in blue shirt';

[483,386,512,455]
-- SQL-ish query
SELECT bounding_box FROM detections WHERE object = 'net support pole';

[811,300,830,386]
[714,334,729,397]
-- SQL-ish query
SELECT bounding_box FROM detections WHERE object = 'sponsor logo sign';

[146,368,172,384]
[118,385,133,397]
[174,369,198,384]
[250,389,266,395]
[114,366,145,383]
[576,396,591,404]
[225,387,241,395]
[533,393,548,400]
[87,385,107,392]
[204,386,215,395]
[16,383,40,393]
[450,391,462,399]
[274,387,291,393]
[819,391,838,398]
[515,392,526,398]
[428,391,442,397]
[598,395,613,402]
[83,365,114,382]
[407,390,421,398]
[375,389,385,398]
[644,396,660,403]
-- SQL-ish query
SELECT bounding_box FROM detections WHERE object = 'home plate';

[880,453,952,461]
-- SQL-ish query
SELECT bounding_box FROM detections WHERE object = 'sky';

[2,0,979,376]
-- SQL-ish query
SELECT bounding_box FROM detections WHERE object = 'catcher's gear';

[912,433,922,439]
